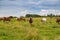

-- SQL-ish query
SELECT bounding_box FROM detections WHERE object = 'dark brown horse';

[29,17,33,25]
[56,18,60,24]
[3,17,11,22]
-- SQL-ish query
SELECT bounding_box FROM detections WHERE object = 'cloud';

[20,10,33,16]
[28,1,43,5]
[46,0,59,3]
[0,8,18,17]
[0,0,60,17]
[39,9,60,16]
[0,7,33,17]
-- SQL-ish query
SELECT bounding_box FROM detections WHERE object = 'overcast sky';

[0,0,60,17]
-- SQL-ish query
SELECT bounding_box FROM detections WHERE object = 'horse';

[56,18,60,24]
[41,18,47,23]
[29,17,33,25]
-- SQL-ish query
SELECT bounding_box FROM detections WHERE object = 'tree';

[47,13,56,18]
[25,14,41,17]
[9,16,13,18]
[20,16,25,18]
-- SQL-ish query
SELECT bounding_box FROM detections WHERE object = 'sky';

[0,0,60,17]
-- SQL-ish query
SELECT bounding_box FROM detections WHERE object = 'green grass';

[0,17,60,40]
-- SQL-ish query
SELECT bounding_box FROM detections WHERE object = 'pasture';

[0,17,60,40]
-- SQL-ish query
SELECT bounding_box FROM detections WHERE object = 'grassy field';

[0,17,60,40]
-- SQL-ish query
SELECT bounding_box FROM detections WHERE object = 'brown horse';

[17,18,26,21]
[56,18,60,24]
[0,17,3,21]
[3,17,11,22]
[29,17,33,25]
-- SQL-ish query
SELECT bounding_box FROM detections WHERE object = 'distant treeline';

[25,14,60,17]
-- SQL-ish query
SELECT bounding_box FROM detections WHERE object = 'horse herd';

[0,16,60,24]
[0,17,25,22]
